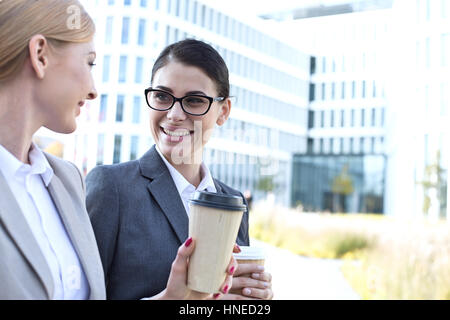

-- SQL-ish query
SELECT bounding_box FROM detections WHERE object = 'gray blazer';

[86,145,249,300]
[0,152,105,300]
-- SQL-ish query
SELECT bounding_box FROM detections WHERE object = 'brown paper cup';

[233,246,266,277]
[187,191,246,294]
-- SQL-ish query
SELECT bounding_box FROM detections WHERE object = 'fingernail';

[257,266,264,271]
[229,266,235,275]
[185,237,193,247]
[235,244,241,253]
[252,273,260,279]
[243,288,251,295]
[213,293,220,299]
[223,285,229,294]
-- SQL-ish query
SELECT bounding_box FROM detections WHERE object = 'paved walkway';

[251,239,361,300]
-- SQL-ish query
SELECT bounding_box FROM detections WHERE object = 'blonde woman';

[0,0,235,300]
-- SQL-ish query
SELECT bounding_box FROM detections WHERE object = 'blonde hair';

[0,0,95,83]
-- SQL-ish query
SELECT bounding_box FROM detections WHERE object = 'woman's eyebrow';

[185,90,206,95]
[155,86,207,96]
[155,85,173,93]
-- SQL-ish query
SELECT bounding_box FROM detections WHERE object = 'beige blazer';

[0,152,105,300]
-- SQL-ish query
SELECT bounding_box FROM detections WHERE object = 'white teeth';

[163,128,191,137]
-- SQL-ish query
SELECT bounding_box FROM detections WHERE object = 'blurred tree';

[417,150,446,217]
[256,175,275,193]
[331,164,354,213]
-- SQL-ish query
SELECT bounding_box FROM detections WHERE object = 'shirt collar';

[0,142,54,187]
[155,145,216,195]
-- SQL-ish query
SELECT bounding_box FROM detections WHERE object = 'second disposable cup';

[233,246,266,266]
[187,191,247,294]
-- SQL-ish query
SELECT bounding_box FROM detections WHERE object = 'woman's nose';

[167,100,186,121]
[87,87,98,100]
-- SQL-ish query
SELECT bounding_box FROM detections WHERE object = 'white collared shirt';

[0,143,89,300]
[155,145,217,215]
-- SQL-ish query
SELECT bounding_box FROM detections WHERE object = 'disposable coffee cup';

[187,191,247,294]
[233,246,266,266]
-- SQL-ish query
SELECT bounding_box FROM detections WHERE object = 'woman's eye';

[156,93,170,101]
[89,62,96,67]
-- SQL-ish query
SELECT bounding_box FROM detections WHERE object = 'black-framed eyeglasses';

[144,88,225,116]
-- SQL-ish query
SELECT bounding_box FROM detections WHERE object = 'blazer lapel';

[0,172,54,299]
[46,174,101,300]
[140,146,189,244]
[213,178,224,194]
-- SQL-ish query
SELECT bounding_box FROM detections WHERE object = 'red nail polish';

[229,266,235,275]
[223,285,229,294]
[213,293,220,299]
[185,237,193,247]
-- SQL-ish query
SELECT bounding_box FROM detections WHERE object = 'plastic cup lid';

[233,246,266,260]
[188,191,247,211]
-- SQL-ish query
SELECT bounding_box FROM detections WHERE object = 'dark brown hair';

[151,39,229,98]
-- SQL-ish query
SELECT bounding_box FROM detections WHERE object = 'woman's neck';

[0,86,39,164]
[173,162,203,188]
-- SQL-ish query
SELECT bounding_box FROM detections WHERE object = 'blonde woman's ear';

[28,35,49,80]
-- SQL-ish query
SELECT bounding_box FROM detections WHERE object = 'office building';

[36,0,311,207]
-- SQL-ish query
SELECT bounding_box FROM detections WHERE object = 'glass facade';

[291,154,386,213]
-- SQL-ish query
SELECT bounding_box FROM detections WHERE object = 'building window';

[140,0,147,7]
[135,57,143,83]
[341,81,345,99]
[138,19,146,46]
[113,135,122,164]
[119,55,127,82]
[320,110,325,128]
[132,96,141,123]
[105,17,113,44]
[321,83,326,100]
[116,95,124,122]
[192,0,198,24]
[201,4,206,27]
[130,136,139,160]
[96,134,105,166]
[99,94,108,122]
[330,110,335,127]
[362,80,366,98]
[371,137,376,154]
[307,110,314,129]
[121,17,130,44]
[371,108,376,126]
[108,0,114,5]
[341,110,345,127]
[351,109,355,127]
[361,109,365,127]
[102,55,111,82]
[124,0,131,5]
[352,81,356,98]
[309,83,315,102]
[360,137,365,154]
